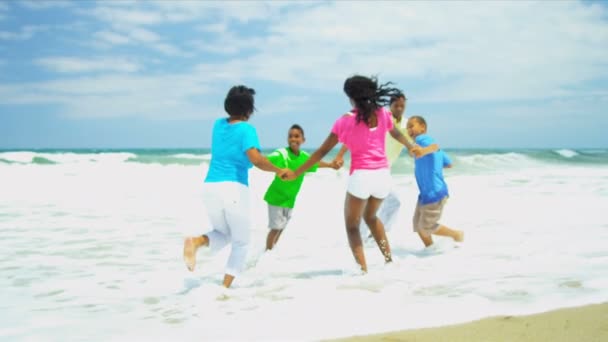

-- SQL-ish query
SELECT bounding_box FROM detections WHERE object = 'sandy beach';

[331,302,608,342]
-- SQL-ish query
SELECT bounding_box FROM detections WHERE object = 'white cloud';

[89,6,164,26]
[152,42,187,56]
[258,96,312,116]
[195,1,608,102]
[83,1,316,58]
[0,73,314,121]
[94,27,185,56]
[129,27,161,42]
[148,1,303,24]
[197,22,228,34]
[35,57,141,73]
[94,30,131,45]
[0,25,48,40]
[0,73,219,119]
[85,4,186,56]
[0,2,7,19]
[19,0,72,9]
[189,30,264,55]
[3,1,607,123]
[92,26,186,56]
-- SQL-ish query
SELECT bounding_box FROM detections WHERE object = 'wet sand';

[331,302,608,342]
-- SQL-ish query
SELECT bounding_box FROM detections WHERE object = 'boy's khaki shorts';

[268,204,293,230]
[413,196,448,233]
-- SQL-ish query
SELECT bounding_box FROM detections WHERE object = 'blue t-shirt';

[204,118,261,186]
[414,134,452,205]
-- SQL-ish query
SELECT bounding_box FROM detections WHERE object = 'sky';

[0,0,607,149]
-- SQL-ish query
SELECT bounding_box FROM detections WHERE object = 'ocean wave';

[554,149,579,158]
[125,155,206,166]
[1,149,607,169]
[0,151,136,165]
[0,152,37,163]
[172,153,211,160]
[0,150,209,166]
[31,156,56,165]
[456,152,534,167]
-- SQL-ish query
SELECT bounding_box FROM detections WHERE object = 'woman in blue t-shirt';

[183,85,287,288]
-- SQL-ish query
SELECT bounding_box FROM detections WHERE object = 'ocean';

[1,148,607,341]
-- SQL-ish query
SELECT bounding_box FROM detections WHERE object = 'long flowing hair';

[343,75,402,126]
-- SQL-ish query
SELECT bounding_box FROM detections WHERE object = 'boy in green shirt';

[264,124,339,250]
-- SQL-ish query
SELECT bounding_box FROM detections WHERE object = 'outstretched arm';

[421,143,440,157]
[389,127,415,150]
[319,160,341,169]
[443,151,453,168]
[246,148,283,173]
[336,145,348,160]
[332,145,349,168]
[389,128,439,158]
[283,133,339,179]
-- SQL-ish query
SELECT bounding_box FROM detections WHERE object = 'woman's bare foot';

[454,230,464,243]
[183,237,198,271]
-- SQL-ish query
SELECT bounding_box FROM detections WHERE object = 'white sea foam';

[554,149,579,158]
[0,154,607,340]
[172,153,211,160]
[0,151,137,164]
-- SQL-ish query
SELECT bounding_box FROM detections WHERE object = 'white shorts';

[347,168,392,200]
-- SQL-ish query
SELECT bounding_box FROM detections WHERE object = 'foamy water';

[1,150,607,341]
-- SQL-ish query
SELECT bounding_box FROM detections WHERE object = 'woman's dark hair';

[224,85,256,118]
[343,75,402,125]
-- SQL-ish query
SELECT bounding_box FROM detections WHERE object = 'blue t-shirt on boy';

[414,134,452,205]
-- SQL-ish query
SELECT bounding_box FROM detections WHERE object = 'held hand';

[332,157,344,169]
[410,145,423,158]
[277,168,290,179]
[280,169,297,181]
[330,159,343,170]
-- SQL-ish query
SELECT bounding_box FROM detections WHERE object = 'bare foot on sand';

[183,237,198,271]
[454,230,464,243]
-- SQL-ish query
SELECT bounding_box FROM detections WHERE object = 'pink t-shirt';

[331,107,394,174]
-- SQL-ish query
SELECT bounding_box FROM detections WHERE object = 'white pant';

[360,189,401,236]
[202,181,251,277]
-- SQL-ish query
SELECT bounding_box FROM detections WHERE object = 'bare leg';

[363,197,392,263]
[183,235,209,271]
[417,230,434,247]
[434,225,464,242]
[266,229,283,251]
[344,193,368,272]
[223,274,235,288]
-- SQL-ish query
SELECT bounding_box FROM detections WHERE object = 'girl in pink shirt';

[282,75,437,273]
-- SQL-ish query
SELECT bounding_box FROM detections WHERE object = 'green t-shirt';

[264,147,318,208]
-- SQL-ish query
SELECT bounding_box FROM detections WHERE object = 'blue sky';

[1,0,607,149]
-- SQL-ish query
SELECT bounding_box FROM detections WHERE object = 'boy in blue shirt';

[406,116,464,247]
